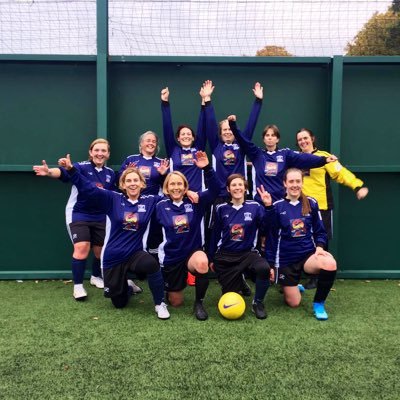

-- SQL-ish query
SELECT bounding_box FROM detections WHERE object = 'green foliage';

[0,279,399,399]
[346,8,400,55]
[256,45,293,56]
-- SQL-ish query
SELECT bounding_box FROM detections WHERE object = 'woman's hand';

[58,154,73,170]
[156,158,170,176]
[252,82,263,99]
[356,187,369,200]
[257,185,272,207]
[187,190,199,204]
[161,87,169,102]
[193,150,209,169]
[33,160,49,176]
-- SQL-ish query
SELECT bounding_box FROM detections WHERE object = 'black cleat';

[194,301,208,321]
[252,301,267,319]
[304,276,318,290]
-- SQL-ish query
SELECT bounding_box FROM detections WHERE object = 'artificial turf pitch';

[0,279,399,399]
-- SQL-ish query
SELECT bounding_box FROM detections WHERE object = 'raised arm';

[202,81,219,152]
[194,150,221,201]
[161,87,175,158]
[228,115,261,162]
[243,82,263,139]
[195,80,214,151]
[58,154,113,211]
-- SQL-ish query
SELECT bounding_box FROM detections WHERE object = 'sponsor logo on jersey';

[264,162,278,176]
[223,149,236,166]
[173,214,189,234]
[230,223,244,241]
[123,212,139,231]
[181,153,194,166]
[139,166,151,179]
[290,218,306,237]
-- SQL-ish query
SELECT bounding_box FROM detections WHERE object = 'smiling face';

[227,176,247,203]
[284,169,303,200]
[263,128,280,151]
[120,170,146,201]
[296,130,314,153]
[163,172,188,202]
[89,142,110,167]
[140,132,158,157]
[177,127,195,148]
[219,120,234,144]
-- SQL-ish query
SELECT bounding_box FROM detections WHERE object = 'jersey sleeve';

[208,206,222,261]
[161,101,176,158]
[194,105,207,151]
[199,166,221,204]
[204,101,219,152]
[229,119,261,162]
[243,98,262,139]
[287,149,326,169]
[325,160,364,190]
[67,167,114,213]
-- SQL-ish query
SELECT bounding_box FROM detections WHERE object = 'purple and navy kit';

[204,99,262,197]
[59,161,116,224]
[156,166,220,265]
[67,167,160,270]
[265,197,327,268]
[119,154,166,196]
[229,120,328,202]
[210,200,268,258]
[161,100,206,192]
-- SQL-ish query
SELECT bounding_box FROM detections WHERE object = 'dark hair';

[296,128,316,150]
[175,124,195,140]
[226,173,248,192]
[262,124,280,139]
[283,168,310,216]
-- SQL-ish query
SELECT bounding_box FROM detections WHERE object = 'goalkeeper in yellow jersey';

[296,128,369,288]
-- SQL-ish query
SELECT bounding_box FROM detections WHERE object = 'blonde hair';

[88,138,110,161]
[162,171,189,196]
[119,167,147,194]
[139,131,160,156]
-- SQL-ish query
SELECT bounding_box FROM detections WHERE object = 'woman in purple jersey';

[119,131,169,260]
[260,168,337,321]
[156,151,219,321]
[57,154,170,320]
[210,174,274,319]
[32,139,142,301]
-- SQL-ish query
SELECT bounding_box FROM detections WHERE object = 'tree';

[256,45,293,57]
[346,2,400,56]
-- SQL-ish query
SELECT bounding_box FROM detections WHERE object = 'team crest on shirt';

[106,174,111,183]
[276,155,284,162]
[230,223,244,241]
[184,204,193,213]
[244,212,252,221]
[138,204,146,213]
[264,162,278,176]
[223,149,236,166]
[181,153,194,165]
[139,166,151,179]
[290,218,306,237]
[154,161,161,168]
[173,214,189,234]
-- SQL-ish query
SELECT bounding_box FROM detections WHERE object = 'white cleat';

[127,279,143,294]
[73,284,87,301]
[155,302,170,320]
[90,275,104,289]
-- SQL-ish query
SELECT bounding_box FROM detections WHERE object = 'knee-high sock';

[195,274,209,302]
[254,277,270,303]
[72,258,86,284]
[147,270,165,305]
[314,269,337,303]
[91,258,102,278]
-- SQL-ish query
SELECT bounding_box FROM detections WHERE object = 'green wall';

[0,56,399,279]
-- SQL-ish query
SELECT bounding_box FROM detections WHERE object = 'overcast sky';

[0,0,393,56]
